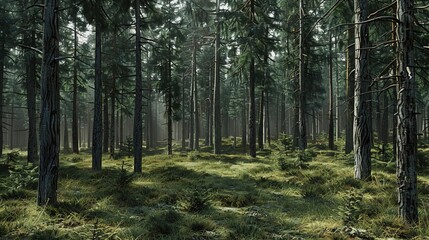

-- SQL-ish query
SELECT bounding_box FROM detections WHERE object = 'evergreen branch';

[18,44,42,55]
[368,1,396,19]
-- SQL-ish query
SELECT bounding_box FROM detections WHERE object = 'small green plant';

[188,151,201,161]
[6,151,20,164]
[279,134,294,152]
[277,157,288,171]
[1,164,38,199]
[119,137,134,158]
[216,192,256,207]
[115,161,135,201]
[340,190,363,227]
[182,187,211,212]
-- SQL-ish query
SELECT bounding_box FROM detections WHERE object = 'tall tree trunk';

[193,37,199,150]
[103,92,109,153]
[72,5,79,154]
[38,0,59,206]
[328,34,334,150]
[298,0,307,150]
[120,86,124,145]
[0,39,4,156]
[266,92,271,146]
[213,0,221,154]
[182,75,186,149]
[249,55,256,157]
[353,0,371,180]
[345,27,355,154]
[110,73,116,155]
[241,72,247,147]
[64,114,69,150]
[92,19,103,171]
[205,69,211,146]
[258,90,264,150]
[396,0,418,223]
[146,51,152,149]
[189,66,194,149]
[26,21,38,163]
[167,61,173,155]
[133,0,143,173]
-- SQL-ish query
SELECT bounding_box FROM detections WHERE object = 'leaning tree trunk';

[92,19,103,171]
[353,0,371,180]
[396,0,418,224]
[133,0,143,173]
[38,0,59,206]
[345,26,355,154]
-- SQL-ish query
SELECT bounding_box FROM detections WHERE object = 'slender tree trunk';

[249,55,256,157]
[167,62,173,155]
[258,90,264,150]
[193,37,199,150]
[10,100,13,150]
[72,6,79,154]
[189,72,194,149]
[103,92,109,153]
[266,93,271,146]
[328,34,334,150]
[110,73,116,155]
[133,0,143,173]
[213,0,221,154]
[241,73,247,147]
[205,69,211,146]
[345,27,355,154]
[92,19,103,171]
[120,87,124,145]
[353,0,371,180]
[396,0,418,223]
[64,114,69,150]
[298,0,307,150]
[182,76,186,149]
[146,51,152,149]
[0,39,4,156]
[26,23,38,163]
[38,0,59,206]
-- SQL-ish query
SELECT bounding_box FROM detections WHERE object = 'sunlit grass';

[0,140,428,239]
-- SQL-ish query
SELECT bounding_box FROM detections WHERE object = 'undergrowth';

[0,141,428,239]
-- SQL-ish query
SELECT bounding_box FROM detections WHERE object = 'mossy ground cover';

[0,139,428,239]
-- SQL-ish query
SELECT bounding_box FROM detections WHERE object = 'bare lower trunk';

[133,0,143,172]
[103,93,109,153]
[298,0,307,150]
[26,25,38,163]
[258,90,264,150]
[64,114,69,150]
[92,20,103,171]
[396,0,418,223]
[38,0,59,206]
[213,0,221,154]
[353,0,371,180]
[72,8,79,154]
[345,27,355,154]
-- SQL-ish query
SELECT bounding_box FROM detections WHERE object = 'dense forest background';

[0,0,429,239]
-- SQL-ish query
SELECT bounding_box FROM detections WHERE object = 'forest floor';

[0,139,429,239]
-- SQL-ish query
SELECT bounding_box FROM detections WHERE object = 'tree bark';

[345,27,355,154]
[396,0,418,223]
[193,36,199,150]
[0,39,4,156]
[213,0,221,154]
[92,19,103,171]
[328,34,335,150]
[258,90,265,150]
[134,0,143,172]
[72,5,79,154]
[353,0,371,180]
[26,21,38,163]
[103,91,109,153]
[38,0,59,206]
[249,55,256,157]
[64,113,69,150]
[298,0,307,150]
